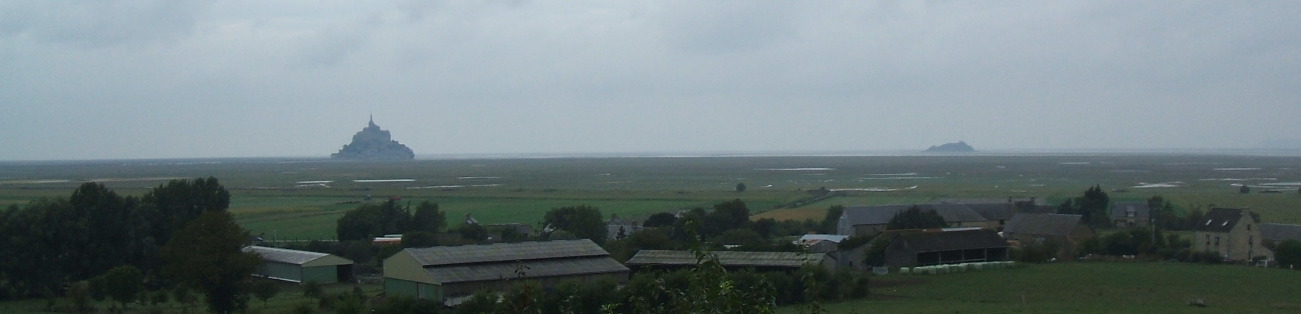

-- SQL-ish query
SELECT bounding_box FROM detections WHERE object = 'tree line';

[0,178,259,313]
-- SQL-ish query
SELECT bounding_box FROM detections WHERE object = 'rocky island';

[925,141,975,153]
[331,116,415,160]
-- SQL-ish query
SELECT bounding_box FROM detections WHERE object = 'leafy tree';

[67,281,92,313]
[457,223,489,242]
[161,211,261,314]
[172,287,197,311]
[501,226,528,243]
[100,265,143,311]
[337,206,382,242]
[543,205,607,244]
[887,206,948,230]
[1276,240,1301,269]
[862,236,893,267]
[149,290,170,307]
[401,231,439,248]
[141,177,231,242]
[337,240,376,264]
[703,199,751,238]
[411,201,446,233]
[604,227,674,262]
[735,182,747,192]
[373,296,441,314]
[820,205,844,234]
[301,281,323,299]
[751,218,778,239]
[643,212,678,228]
[713,228,766,248]
[251,280,279,308]
[454,290,502,314]
[1060,185,1111,228]
[1240,184,1251,194]
[0,182,159,298]
[336,200,412,242]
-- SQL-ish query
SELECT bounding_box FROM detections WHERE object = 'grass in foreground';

[788,262,1301,313]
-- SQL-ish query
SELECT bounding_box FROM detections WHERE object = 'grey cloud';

[0,1,213,47]
[2,1,1300,160]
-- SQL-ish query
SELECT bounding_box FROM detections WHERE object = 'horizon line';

[4,147,1301,163]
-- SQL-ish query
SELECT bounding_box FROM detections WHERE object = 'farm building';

[1001,213,1094,259]
[1260,223,1301,243]
[795,234,849,253]
[383,239,629,304]
[624,250,834,272]
[931,197,1051,228]
[243,246,354,284]
[837,203,991,237]
[607,214,641,241]
[1110,202,1151,227]
[1193,208,1267,261]
[882,228,1009,268]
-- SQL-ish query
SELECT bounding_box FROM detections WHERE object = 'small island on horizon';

[331,116,415,160]
[925,141,975,153]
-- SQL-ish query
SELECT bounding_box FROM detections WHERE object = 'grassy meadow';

[3,154,1300,239]
[4,261,1296,313]
[2,154,1301,313]
[785,262,1301,313]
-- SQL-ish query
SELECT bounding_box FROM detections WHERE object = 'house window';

[1215,236,1220,246]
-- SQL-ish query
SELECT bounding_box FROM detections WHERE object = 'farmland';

[783,262,1301,313]
[3,154,1301,240]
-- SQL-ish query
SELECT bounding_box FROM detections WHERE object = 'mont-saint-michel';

[924,141,976,153]
[330,117,415,160]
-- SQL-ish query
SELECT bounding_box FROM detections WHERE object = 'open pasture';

[788,262,1301,313]
[3,154,1300,238]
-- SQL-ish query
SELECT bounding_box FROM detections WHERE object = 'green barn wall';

[384,278,440,300]
[302,266,338,284]
[261,262,303,282]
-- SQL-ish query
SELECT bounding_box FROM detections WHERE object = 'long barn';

[244,246,354,284]
[383,239,629,304]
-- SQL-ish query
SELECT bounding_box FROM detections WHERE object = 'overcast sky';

[3,1,1300,161]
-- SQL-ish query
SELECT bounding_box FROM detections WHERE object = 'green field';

[784,262,1301,313]
[4,155,1301,239]
[3,262,1296,313]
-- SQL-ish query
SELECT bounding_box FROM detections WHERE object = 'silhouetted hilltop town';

[331,116,415,160]
[925,141,975,153]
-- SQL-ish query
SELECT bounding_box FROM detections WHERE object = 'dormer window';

[1221,221,1229,226]
[1205,220,1213,226]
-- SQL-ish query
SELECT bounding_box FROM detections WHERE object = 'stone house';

[1193,208,1267,261]
[1001,213,1095,259]
[1110,202,1150,227]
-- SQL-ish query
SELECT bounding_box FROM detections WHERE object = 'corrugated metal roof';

[797,234,849,243]
[1260,223,1301,242]
[891,229,1008,253]
[426,256,628,284]
[244,246,352,266]
[842,204,988,226]
[1002,214,1083,237]
[625,250,824,268]
[404,239,609,267]
[956,203,1016,221]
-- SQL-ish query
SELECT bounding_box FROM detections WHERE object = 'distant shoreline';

[4,148,1301,164]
